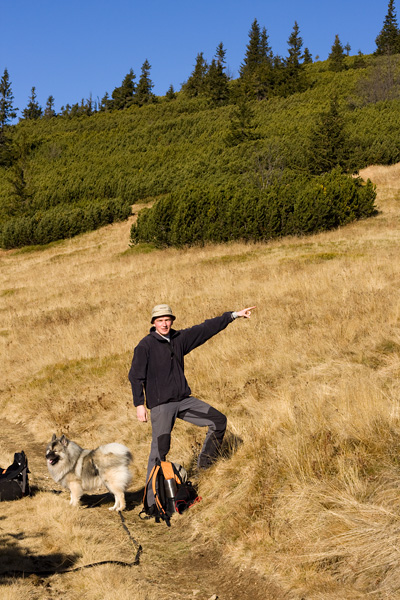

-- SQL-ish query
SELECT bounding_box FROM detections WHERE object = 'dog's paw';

[109,503,125,511]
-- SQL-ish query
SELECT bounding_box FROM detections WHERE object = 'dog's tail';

[98,443,132,462]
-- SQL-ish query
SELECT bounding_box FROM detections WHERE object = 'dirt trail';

[0,419,283,600]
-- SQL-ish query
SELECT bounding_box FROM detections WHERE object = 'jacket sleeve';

[128,343,148,407]
[180,312,234,355]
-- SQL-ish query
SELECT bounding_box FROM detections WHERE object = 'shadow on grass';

[80,487,145,511]
[0,532,79,581]
[220,430,244,459]
[186,429,244,478]
[29,485,62,497]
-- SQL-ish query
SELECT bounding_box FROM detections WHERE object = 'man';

[129,303,255,508]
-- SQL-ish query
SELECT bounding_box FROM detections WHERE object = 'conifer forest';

[1,2,400,249]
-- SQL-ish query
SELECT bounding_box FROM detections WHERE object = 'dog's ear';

[60,435,69,446]
[51,433,57,442]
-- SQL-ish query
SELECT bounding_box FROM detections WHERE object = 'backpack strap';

[142,464,158,514]
[160,461,182,485]
[140,463,171,526]
[160,461,175,480]
[153,466,172,526]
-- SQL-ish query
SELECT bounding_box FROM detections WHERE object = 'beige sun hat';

[151,304,176,323]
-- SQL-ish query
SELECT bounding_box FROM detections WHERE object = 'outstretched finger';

[239,306,256,318]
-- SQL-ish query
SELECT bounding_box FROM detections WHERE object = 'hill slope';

[1,163,400,598]
[1,55,400,248]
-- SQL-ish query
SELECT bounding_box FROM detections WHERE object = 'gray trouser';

[145,396,227,505]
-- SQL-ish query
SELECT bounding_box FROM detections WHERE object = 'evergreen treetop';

[239,19,275,100]
[239,18,263,78]
[21,86,42,120]
[286,21,303,68]
[282,22,308,96]
[166,84,177,100]
[0,68,17,130]
[205,43,230,104]
[111,68,136,110]
[375,0,400,55]
[260,27,273,64]
[329,34,346,72]
[44,96,56,119]
[136,59,155,106]
[183,52,208,97]
[302,47,313,64]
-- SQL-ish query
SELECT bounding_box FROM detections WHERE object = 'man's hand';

[236,306,256,318]
[136,405,148,422]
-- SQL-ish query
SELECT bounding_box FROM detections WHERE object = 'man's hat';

[151,304,176,323]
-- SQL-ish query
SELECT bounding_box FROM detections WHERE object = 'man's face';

[153,316,173,337]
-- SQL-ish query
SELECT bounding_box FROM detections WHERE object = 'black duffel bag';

[0,450,30,501]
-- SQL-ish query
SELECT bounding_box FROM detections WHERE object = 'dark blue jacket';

[129,312,233,409]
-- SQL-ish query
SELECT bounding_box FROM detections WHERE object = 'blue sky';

[1,0,390,117]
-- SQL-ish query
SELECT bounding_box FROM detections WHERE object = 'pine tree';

[256,27,275,99]
[183,52,208,97]
[0,68,17,131]
[282,21,308,94]
[287,21,303,68]
[0,68,17,167]
[302,47,313,64]
[44,95,56,118]
[270,55,286,91]
[353,50,366,69]
[99,92,111,111]
[135,59,155,106]
[21,87,42,120]
[84,93,95,116]
[69,103,79,117]
[111,69,136,110]
[225,98,257,146]
[375,0,400,55]
[260,26,273,63]
[329,34,346,72]
[308,94,348,174]
[204,42,230,104]
[239,19,262,79]
[61,104,72,117]
[166,84,177,100]
[240,20,274,100]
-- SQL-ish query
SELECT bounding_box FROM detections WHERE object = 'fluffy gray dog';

[46,434,132,511]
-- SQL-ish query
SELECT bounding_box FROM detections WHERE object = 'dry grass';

[2,165,400,598]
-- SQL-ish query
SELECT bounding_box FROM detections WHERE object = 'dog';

[46,434,132,511]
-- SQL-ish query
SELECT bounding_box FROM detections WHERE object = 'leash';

[0,560,135,577]
[118,509,143,565]
[0,510,142,578]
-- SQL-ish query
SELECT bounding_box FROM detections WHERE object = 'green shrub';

[130,169,376,248]
[0,197,131,249]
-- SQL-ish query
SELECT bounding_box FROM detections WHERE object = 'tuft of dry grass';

[2,165,400,597]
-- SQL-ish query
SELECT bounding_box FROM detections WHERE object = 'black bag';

[141,460,200,526]
[0,451,30,501]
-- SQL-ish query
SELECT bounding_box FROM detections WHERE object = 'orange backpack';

[141,460,200,526]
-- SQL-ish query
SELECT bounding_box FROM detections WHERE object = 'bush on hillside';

[1,57,398,249]
[130,169,376,248]
[0,197,131,249]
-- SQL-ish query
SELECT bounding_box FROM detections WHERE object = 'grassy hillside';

[1,163,400,598]
[1,54,400,247]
